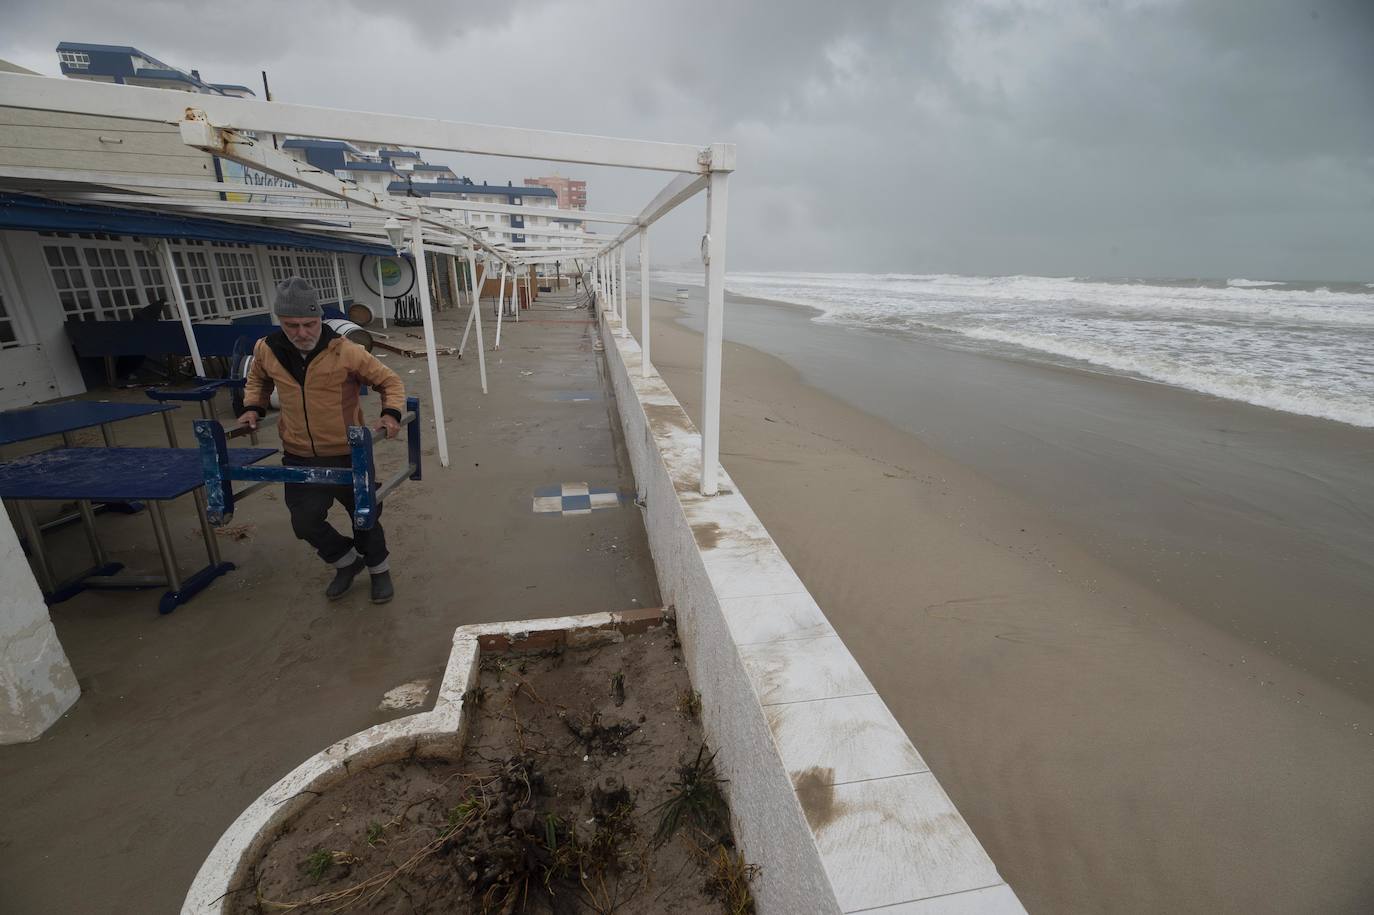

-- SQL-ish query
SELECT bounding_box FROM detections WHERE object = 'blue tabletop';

[0,447,276,501]
[0,401,177,447]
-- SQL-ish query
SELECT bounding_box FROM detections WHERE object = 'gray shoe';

[326,558,366,600]
[370,570,394,604]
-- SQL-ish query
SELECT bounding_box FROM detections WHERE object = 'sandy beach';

[633,285,1374,914]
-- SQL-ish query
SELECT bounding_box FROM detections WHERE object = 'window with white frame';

[267,246,350,303]
[211,243,265,312]
[132,247,169,314]
[171,242,220,319]
[81,243,143,320]
[0,277,19,349]
[43,241,99,320]
[59,50,90,69]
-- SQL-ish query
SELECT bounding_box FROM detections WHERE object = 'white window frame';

[59,51,91,70]
[37,233,272,324]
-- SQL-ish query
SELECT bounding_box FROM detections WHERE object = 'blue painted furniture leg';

[158,561,236,615]
[406,395,422,482]
[195,418,233,525]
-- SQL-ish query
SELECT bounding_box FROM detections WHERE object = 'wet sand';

[633,285,1374,914]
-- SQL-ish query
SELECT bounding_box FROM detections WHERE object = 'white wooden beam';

[0,72,718,173]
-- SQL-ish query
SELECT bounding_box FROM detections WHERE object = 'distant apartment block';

[524,176,586,211]
[56,41,254,97]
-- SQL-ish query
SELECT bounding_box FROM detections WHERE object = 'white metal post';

[611,250,619,323]
[494,262,508,349]
[467,250,489,394]
[460,257,485,356]
[701,172,729,495]
[158,239,206,377]
[409,217,450,468]
[332,252,346,315]
[639,228,650,376]
[618,245,629,337]
[447,254,463,331]
[377,256,387,329]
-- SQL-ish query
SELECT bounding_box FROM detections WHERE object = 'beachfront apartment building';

[389,179,558,244]
[524,175,586,210]
[56,42,255,98]
[379,148,421,171]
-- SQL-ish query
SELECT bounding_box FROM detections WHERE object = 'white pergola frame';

[0,71,735,493]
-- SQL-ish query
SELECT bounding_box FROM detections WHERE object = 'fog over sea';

[655,271,1374,429]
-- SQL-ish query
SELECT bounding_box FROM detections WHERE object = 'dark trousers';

[282,453,388,568]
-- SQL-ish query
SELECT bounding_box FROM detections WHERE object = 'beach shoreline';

[631,285,1374,914]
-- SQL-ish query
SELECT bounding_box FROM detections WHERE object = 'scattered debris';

[377,680,432,711]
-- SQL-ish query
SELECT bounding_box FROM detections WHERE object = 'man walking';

[237,276,406,603]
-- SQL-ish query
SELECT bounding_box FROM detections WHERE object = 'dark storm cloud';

[2,0,1370,279]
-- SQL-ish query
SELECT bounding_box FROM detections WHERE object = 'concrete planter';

[182,608,665,914]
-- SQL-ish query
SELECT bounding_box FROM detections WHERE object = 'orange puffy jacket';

[242,325,406,458]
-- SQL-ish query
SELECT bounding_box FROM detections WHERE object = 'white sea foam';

[653,270,1374,428]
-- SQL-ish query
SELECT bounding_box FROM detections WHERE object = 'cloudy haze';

[3,0,1371,280]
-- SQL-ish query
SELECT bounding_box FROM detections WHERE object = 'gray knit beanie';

[272,276,322,318]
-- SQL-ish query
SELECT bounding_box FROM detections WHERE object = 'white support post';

[701,171,729,495]
[377,256,387,328]
[409,217,450,468]
[252,244,278,323]
[447,255,463,329]
[332,252,346,315]
[611,250,619,324]
[0,510,80,744]
[639,227,650,376]
[158,239,207,377]
[459,257,485,356]
[494,262,508,349]
[618,245,629,338]
[467,251,489,394]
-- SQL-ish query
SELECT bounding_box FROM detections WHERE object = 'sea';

[654,271,1374,429]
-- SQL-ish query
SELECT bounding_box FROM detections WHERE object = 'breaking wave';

[654,270,1374,428]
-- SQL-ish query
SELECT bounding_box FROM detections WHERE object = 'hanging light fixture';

[383,216,405,252]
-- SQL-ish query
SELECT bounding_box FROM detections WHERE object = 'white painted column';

[607,251,616,323]
[0,510,79,744]
[158,239,206,377]
[639,227,651,376]
[618,245,629,337]
[331,253,346,315]
[409,217,450,468]
[701,171,729,495]
[462,251,489,394]
[376,256,387,329]
[494,262,508,349]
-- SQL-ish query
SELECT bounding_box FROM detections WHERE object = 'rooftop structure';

[55,41,254,96]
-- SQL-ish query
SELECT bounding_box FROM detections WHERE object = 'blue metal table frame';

[0,400,179,449]
[0,446,276,614]
[195,396,421,530]
[1,400,182,531]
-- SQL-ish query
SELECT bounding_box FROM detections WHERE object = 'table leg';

[100,422,117,447]
[161,410,180,448]
[61,431,75,447]
[76,499,107,567]
[192,488,222,567]
[147,501,182,592]
[14,501,56,594]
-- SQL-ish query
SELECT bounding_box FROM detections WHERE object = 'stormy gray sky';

[3,0,1371,280]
